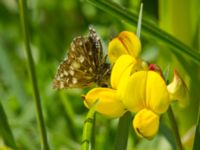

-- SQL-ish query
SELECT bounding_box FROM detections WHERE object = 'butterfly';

[53,26,111,89]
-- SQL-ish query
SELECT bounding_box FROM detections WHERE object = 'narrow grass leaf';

[18,0,50,149]
[136,3,143,38]
[193,106,200,150]
[114,112,131,150]
[0,100,17,149]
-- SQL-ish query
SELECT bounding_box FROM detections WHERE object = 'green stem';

[82,101,98,150]
[91,113,96,150]
[18,0,49,149]
[167,106,184,150]
[114,112,132,150]
[87,0,200,65]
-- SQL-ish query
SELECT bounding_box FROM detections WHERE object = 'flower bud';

[133,109,160,140]
[108,31,141,64]
[167,70,189,106]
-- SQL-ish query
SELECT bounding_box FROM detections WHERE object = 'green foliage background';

[0,0,199,149]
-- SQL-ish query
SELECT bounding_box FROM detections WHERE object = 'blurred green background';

[0,0,199,149]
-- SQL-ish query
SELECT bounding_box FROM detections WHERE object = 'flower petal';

[108,31,141,63]
[120,71,170,113]
[133,108,160,140]
[84,88,126,118]
[111,55,136,89]
[108,38,129,64]
[119,71,147,112]
[146,71,170,113]
[117,65,135,101]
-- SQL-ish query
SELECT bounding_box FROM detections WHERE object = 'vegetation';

[0,0,199,149]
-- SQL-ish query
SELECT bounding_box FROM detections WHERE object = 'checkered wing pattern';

[53,27,110,89]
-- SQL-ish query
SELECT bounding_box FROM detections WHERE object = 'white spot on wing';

[60,82,64,89]
[60,73,64,77]
[56,76,61,80]
[72,78,77,84]
[79,55,85,63]
[72,61,80,69]
[79,41,83,46]
[64,71,68,76]
[69,70,74,76]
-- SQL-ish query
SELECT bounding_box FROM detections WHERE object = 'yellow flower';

[108,31,141,64]
[83,54,147,118]
[83,55,138,118]
[84,29,188,140]
[84,88,125,117]
[84,54,171,139]
[119,71,170,113]
[118,70,170,139]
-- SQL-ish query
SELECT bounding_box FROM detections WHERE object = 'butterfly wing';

[53,27,109,89]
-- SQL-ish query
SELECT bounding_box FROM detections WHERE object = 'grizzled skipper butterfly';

[53,26,110,89]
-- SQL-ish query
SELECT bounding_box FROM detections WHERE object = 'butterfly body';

[53,27,110,89]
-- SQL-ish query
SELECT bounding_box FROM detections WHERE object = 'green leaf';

[114,112,132,150]
[87,0,200,65]
[159,122,176,150]
[193,107,200,150]
[0,100,17,149]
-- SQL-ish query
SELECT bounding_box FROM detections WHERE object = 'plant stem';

[114,112,132,150]
[18,0,49,149]
[167,106,184,150]
[82,101,98,150]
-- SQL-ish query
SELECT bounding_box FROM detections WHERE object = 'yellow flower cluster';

[84,31,188,139]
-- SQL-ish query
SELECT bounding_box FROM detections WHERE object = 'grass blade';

[136,3,143,38]
[18,0,50,149]
[114,112,131,150]
[167,106,184,150]
[87,0,200,65]
[193,105,200,150]
[0,100,17,149]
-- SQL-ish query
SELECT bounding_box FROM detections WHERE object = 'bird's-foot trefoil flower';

[84,30,188,140]
[83,53,148,118]
[83,55,138,118]
[118,70,170,139]
[83,88,126,118]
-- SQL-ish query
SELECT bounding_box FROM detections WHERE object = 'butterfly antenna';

[136,3,143,38]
